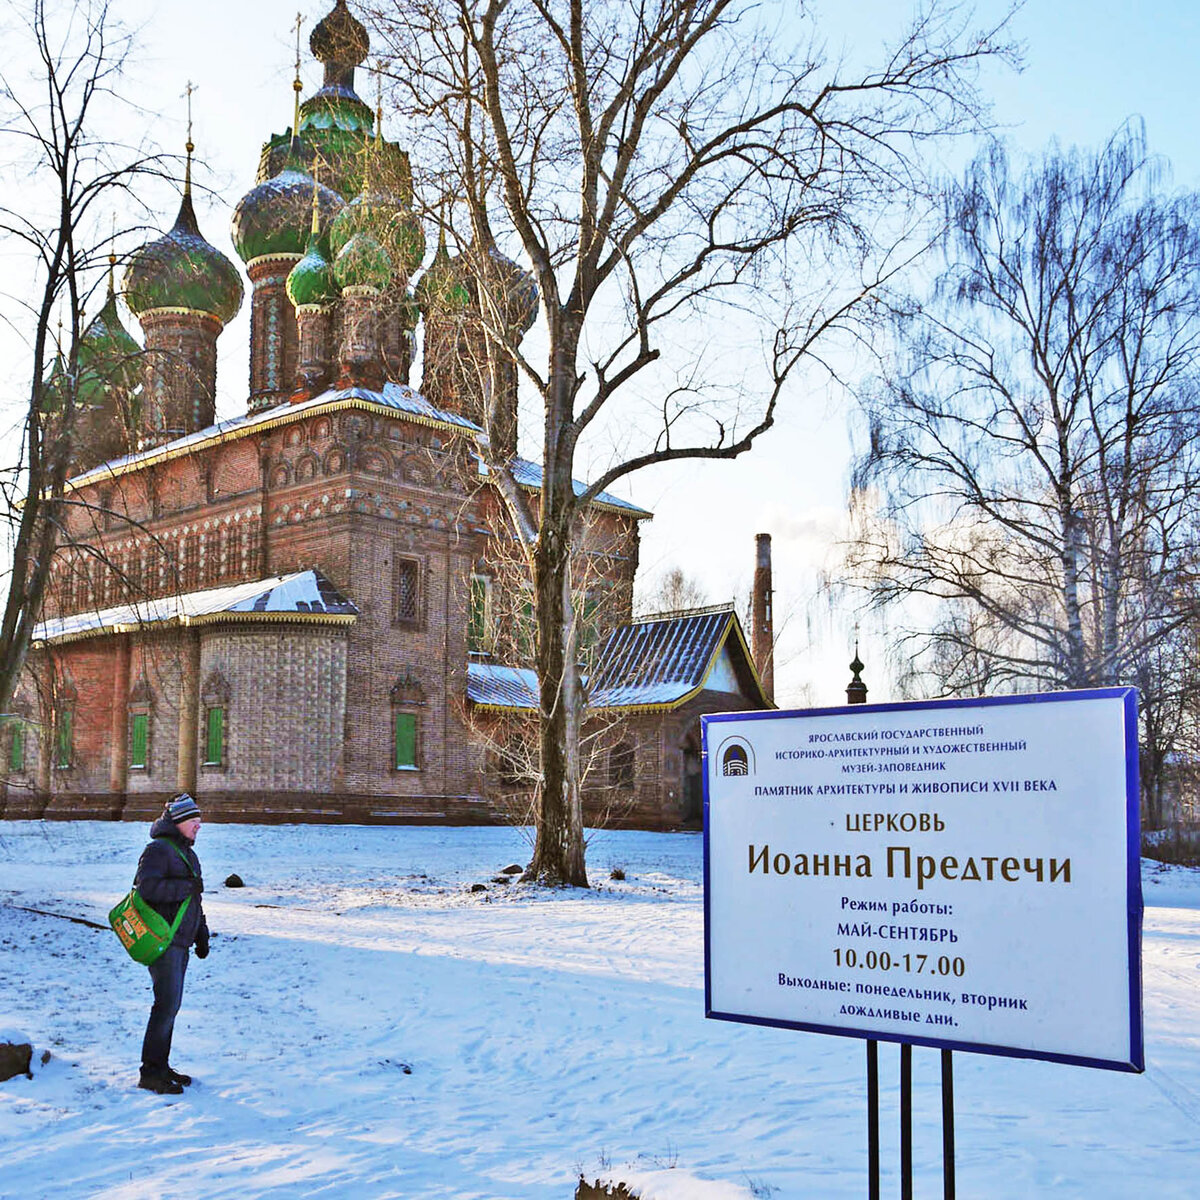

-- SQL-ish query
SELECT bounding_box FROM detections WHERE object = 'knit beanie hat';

[166,793,201,823]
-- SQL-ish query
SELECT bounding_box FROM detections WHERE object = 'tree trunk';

[1060,503,1088,687]
[1141,744,1166,831]
[527,516,588,886]
[0,472,64,719]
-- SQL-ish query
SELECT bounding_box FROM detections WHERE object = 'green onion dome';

[301,1,373,136]
[328,166,425,278]
[332,229,392,293]
[311,1,369,85]
[298,89,374,138]
[124,192,244,326]
[286,231,338,308]
[78,282,141,407]
[232,151,344,265]
[415,232,472,313]
[483,246,539,334]
[41,349,69,414]
[254,4,417,209]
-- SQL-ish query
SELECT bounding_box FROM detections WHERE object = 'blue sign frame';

[702,687,1144,1073]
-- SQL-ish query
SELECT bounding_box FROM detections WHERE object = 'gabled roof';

[466,605,770,714]
[34,569,357,646]
[589,606,767,710]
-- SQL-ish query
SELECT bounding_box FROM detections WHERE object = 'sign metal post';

[942,1049,955,1199]
[866,1039,879,1200]
[900,1043,913,1200]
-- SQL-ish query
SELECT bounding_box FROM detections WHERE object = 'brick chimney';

[751,532,774,703]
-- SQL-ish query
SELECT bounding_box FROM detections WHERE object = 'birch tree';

[846,124,1200,818]
[371,0,1009,884]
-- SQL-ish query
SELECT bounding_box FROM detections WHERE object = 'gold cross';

[181,80,197,151]
[294,13,304,81]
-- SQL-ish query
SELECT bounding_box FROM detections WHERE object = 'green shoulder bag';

[109,842,194,965]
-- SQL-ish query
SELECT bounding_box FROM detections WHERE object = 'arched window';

[201,670,231,769]
[390,672,424,772]
[128,677,154,772]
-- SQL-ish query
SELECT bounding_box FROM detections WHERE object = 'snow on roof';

[64,390,652,521]
[467,606,767,713]
[466,662,540,710]
[376,382,483,432]
[589,608,747,708]
[34,569,357,645]
[507,456,652,518]
[65,385,482,491]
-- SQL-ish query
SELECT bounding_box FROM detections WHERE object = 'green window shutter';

[55,710,72,768]
[394,713,417,769]
[469,575,490,652]
[205,706,225,765]
[518,595,535,662]
[9,725,24,772]
[579,590,603,658]
[130,713,148,769]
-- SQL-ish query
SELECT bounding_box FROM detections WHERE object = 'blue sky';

[995,0,1200,184]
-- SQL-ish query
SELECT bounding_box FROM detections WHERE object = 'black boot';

[167,1067,192,1087]
[139,1069,184,1095]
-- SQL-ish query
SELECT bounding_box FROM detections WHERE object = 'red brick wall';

[20,399,684,826]
[140,310,222,439]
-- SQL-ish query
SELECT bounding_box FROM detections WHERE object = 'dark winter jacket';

[134,815,209,952]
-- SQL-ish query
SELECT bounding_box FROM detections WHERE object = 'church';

[0,1,773,828]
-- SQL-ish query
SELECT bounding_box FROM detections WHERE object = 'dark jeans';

[141,944,189,1074]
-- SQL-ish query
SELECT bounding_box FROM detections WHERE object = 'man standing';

[135,792,209,1094]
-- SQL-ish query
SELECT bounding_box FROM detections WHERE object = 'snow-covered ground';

[1,821,1198,1199]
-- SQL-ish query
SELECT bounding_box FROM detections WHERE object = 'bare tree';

[461,485,636,831]
[371,0,1010,884]
[0,0,165,721]
[637,566,708,616]
[845,124,1200,816]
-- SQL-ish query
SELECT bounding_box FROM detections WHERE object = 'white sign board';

[703,689,1143,1072]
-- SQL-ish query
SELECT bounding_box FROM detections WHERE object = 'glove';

[195,931,210,959]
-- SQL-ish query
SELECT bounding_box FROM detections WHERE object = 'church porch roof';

[466,662,540,710]
[588,606,768,710]
[34,569,357,646]
[467,605,769,714]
